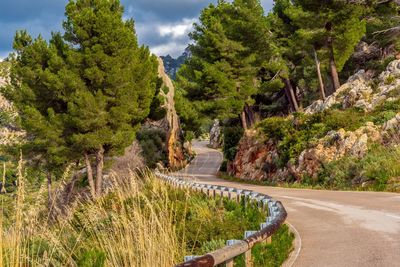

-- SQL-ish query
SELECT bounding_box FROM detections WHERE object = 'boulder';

[209,119,222,149]
[228,132,278,181]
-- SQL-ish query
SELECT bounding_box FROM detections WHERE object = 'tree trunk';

[85,153,96,198]
[313,48,326,100]
[95,146,105,196]
[47,172,52,211]
[330,57,340,91]
[240,110,248,130]
[327,37,341,91]
[65,172,78,207]
[244,104,256,128]
[283,78,299,112]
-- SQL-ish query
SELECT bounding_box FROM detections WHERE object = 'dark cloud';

[0,0,273,59]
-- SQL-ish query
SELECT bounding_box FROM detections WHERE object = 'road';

[178,140,400,267]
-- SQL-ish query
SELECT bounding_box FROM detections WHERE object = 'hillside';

[225,59,400,192]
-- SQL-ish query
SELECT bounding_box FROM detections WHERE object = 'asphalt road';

[177,140,400,267]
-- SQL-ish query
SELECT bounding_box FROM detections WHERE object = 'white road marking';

[386,214,400,220]
[283,221,302,267]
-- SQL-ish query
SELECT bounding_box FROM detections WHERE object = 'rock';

[304,59,400,114]
[350,134,368,157]
[305,100,324,114]
[296,123,381,178]
[228,132,278,181]
[380,60,400,79]
[152,58,188,169]
[352,42,381,64]
[354,99,369,109]
[209,119,222,149]
[0,64,25,146]
[383,113,400,131]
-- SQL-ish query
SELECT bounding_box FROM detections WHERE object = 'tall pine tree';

[3,0,158,197]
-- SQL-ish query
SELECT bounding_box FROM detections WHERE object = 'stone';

[305,100,324,114]
[209,119,222,149]
[383,113,400,131]
[304,59,400,115]
[350,134,368,157]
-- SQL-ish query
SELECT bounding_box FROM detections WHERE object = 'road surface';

[178,141,400,267]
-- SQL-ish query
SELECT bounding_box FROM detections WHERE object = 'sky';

[0,0,274,59]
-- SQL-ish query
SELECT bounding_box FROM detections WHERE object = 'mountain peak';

[161,47,191,80]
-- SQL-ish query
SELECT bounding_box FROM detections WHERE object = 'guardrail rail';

[155,172,288,267]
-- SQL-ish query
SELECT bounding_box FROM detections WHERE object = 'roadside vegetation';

[0,162,293,266]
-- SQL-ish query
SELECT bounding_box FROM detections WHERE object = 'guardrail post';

[225,258,234,267]
[245,250,252,267]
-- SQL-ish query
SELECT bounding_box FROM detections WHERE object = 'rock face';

[209,119,222,149]
[228,130,278,181]
[296,122,382,180]
[156,58,187,169]
[305,60,400,114]
[0,63,25,145]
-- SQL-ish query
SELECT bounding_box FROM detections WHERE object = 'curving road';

[177,140,400,267]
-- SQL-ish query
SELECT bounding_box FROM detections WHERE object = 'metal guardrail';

[155,172,288,267]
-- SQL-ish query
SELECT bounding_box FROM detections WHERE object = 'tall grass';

[0,165,183,266]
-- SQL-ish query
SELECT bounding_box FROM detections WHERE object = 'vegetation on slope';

[258,99,400,168]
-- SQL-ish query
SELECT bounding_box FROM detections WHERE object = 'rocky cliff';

[229,60,400,191]
[305,60,400,114]
[0,62,24,145]
[141,58,188,170]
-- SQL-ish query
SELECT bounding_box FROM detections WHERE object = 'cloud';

[151,42,189,57]
[159,18,197,39]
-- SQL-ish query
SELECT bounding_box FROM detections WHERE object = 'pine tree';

[287,0,368,91]
[3,0,158,198]
[177,0,268,129]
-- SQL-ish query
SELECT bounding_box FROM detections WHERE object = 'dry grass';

[0,161,183,266]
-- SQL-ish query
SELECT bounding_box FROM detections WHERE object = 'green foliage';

[318,145,400,191]
[184,131,195,142]
[2,0,158,180]
[236,224,294,267]
[77,249,106,267]
[136,128,166,168]
[258,99,400,167]
[174,86,205,135]
[176,193,266,255]
[0,111,12,127]
[223,125,244,161]
[198,239,225,255]
[148,94,167,121]
[385,75,396,85]
[176,0,268,122]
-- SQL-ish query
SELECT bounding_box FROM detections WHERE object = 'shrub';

[318,145,400,190]
[136,128,167,168]
[258,100,400,168]
[223,126,244,161]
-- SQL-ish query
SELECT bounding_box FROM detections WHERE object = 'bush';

[136,128,167,168]
[223,126,244,161]
[258,100,400,168]
[318,145,400,190]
